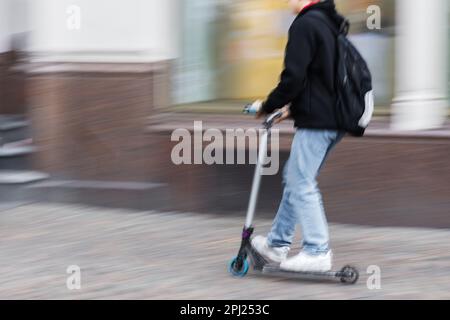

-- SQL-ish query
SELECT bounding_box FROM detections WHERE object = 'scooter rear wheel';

[228,257,249,277]
[339,265,359,284]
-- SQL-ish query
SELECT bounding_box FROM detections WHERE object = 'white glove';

[244,100,263,114]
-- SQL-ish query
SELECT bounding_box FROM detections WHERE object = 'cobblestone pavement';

[1,203,449,299]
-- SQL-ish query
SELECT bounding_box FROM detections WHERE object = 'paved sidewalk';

[0,203,449,299]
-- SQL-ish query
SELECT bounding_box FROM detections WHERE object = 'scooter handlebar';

[243,103,283,129]
[263,110,283,129]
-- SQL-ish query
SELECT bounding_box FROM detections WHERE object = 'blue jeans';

[267,129,345,255]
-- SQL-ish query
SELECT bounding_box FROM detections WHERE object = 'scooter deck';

[262,264,350,282]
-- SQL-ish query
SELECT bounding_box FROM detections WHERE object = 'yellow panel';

[227,59,283,100]
[223,0,289,100]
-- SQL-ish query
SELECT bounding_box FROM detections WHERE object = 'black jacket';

[262,0,345,130]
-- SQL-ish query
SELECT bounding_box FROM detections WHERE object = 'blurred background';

[1,0,450,299]
[174,0,396,107]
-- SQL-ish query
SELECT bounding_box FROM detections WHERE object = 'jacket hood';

[300,0,347,30]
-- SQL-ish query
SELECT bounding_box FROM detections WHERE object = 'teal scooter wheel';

[228,257,249,277]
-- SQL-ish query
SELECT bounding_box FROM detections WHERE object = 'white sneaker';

[251,236,290,263]
[280,250,332,272]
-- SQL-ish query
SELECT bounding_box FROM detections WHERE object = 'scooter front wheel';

[228,257,249,277]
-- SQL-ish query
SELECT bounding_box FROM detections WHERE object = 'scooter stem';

[244,110,283,228]
[245,129,268,228]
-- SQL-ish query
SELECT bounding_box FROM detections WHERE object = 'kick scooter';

[227,107,359,284]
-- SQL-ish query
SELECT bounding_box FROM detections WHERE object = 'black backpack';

[308,10,374,137]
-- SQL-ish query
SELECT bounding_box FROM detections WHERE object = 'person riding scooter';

[251,0,347,273]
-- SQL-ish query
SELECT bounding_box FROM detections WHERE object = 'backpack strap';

[306,10,349,37]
